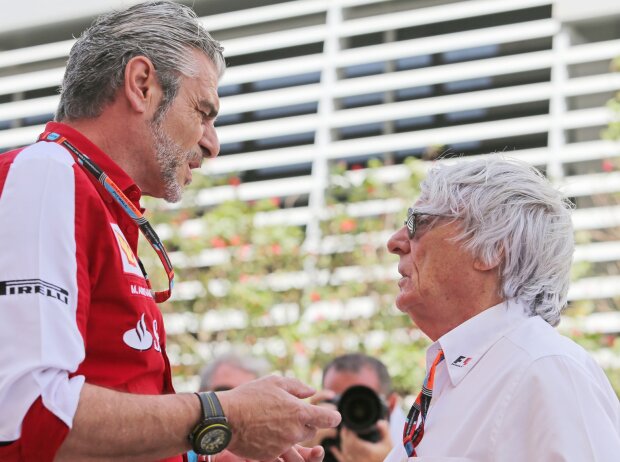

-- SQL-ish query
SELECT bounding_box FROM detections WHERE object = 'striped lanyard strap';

[403,349,445,457]
[39,131,174,303]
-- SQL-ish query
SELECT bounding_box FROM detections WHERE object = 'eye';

[417,215,431,226]
[414,216,436,234]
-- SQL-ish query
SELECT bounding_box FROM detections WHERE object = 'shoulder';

[8,141,75,168]
[2,141,101,200]
[504,316,618,405]
[491,318,620,460]
[506,315,590,363]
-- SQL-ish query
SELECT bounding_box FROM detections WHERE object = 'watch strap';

[195,391,226,421]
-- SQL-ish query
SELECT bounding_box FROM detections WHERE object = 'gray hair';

[56,1,225,121]
[416,156,574,327]
[322,353,393,396]
[199,353,271,392]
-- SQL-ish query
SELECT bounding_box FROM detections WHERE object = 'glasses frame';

[404,208,447,240]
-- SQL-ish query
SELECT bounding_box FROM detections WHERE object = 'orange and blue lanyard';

[403,349,444,457]
[38,131,174,303]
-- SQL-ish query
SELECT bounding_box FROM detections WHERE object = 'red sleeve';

[0,398,70,462]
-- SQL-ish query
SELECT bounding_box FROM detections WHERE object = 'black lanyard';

[39,131,174,303]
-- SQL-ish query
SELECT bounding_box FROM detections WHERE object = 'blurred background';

[2,0,620,397]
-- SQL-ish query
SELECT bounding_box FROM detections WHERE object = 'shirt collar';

[428,299,532,387]
[41,122,142,201]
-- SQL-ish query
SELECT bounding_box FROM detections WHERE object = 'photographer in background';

[304,353,407,462]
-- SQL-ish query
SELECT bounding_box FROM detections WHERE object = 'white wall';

[555,0,620,22]
[0,0,144,34]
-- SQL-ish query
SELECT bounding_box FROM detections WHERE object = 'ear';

[473,248,502,272]
[123,55,160,115]
[387,393,398,412]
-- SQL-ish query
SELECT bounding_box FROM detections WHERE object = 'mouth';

[397,267,409,288]
[188,158,202,170]
[184,164,192,185]
[188,157,202,169]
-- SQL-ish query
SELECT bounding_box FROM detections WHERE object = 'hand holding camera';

[330,420,393,462]
[319,385,393,462]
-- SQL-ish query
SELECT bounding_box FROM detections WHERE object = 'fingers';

[216,376,341,460]
[299,424,338,448]
[279,446,304,462]
[304,402,342,429]
[292,445,325,462]
[272,375,316,399]
[339,422,394,462]
[309,389,337,405]
[330,444,346,462]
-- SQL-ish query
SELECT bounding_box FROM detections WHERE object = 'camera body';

[320,385,389,462]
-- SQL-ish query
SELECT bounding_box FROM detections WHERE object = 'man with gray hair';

[385,156,620,461]
[0,2,339,462]
[199,353,271,392]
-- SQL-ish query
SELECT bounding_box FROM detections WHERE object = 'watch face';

[199,426,231,453]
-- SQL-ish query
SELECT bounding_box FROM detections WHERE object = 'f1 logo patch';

[451,355,472,367]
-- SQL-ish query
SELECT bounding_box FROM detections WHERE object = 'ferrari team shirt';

[385,299,620,462]
[0,122,178,462]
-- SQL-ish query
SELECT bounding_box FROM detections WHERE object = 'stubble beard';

[150,117,195,203]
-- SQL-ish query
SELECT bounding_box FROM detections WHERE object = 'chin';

[162,181,184,203]
[163,193,182,204]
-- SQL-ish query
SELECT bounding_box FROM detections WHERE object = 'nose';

[200,124,220,159]
[387,226,410,255]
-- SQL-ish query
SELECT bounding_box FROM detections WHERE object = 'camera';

[320,385,389,462]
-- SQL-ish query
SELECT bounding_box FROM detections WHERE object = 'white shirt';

[385,300,620,462]
[389,402,407,445]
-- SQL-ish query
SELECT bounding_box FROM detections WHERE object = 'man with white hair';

[385,157,620,461]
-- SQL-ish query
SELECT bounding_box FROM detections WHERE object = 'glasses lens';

[405,208,415,239]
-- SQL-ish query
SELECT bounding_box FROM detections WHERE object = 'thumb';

[295,445,325,462]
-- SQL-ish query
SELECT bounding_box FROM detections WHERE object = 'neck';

[62,115,153,191]
[426,276,504,341]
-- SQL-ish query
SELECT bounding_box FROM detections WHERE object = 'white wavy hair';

[416,156,574,326]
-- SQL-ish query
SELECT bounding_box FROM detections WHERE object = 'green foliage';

[601,57,620,141]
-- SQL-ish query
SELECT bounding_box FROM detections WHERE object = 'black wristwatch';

[188,391,232,455]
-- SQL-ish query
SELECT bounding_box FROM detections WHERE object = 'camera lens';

[338,385,385,434]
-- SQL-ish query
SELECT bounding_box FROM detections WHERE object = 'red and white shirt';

[0,122,179,462]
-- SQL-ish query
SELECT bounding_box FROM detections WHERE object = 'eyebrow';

[198,100,219,118]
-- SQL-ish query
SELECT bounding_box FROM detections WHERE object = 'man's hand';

[273,444,326,462]
[330,420,392,462]
[300,389,339,448]
[218,375,341,461]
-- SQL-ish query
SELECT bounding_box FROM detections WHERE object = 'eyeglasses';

[404,208,447,240]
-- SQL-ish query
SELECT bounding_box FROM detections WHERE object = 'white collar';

[426,299,532,387]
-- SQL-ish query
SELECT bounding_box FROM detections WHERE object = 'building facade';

[1,0,620,387]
